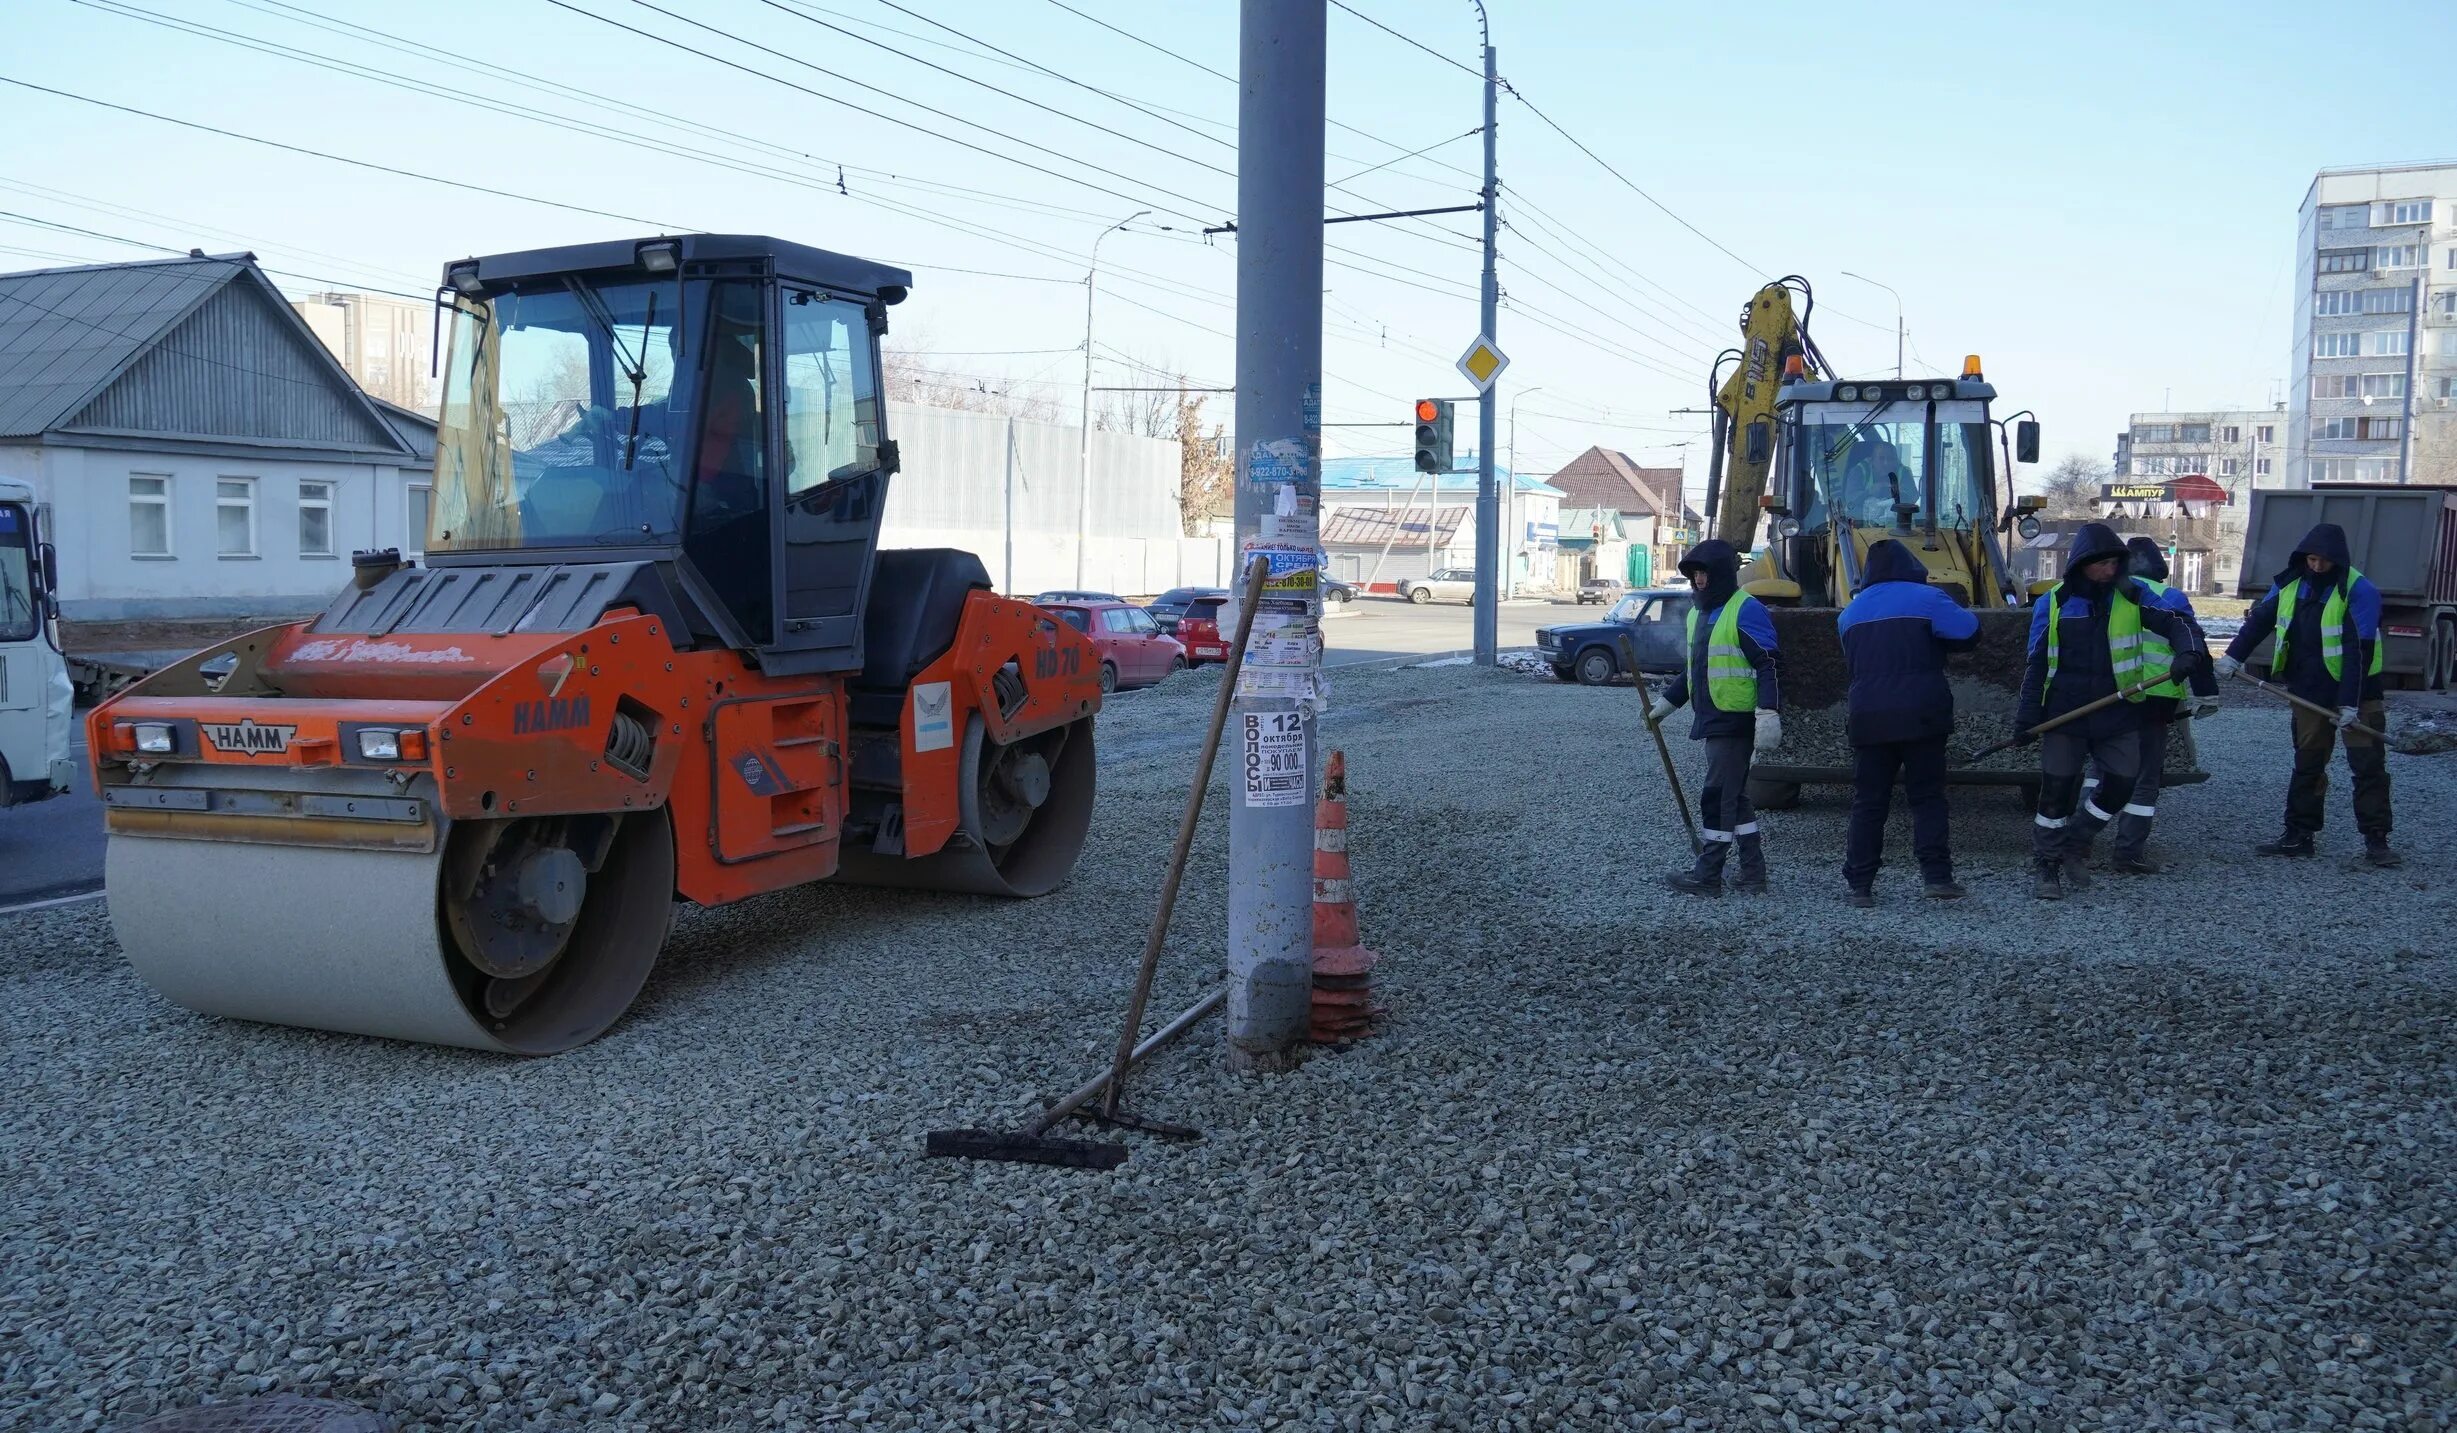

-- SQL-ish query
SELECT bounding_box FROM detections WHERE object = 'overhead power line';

[1327,0,1480,79]
[0,209,433,300]
[1500,79,1761,276]
[0,75,683,230]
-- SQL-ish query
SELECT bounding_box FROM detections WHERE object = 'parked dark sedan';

[1535,588,1694,685]
[1145,586,1228,634]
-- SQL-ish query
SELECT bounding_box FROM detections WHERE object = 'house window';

[2257,458,2273,476]
[2321,204,2370,230]
[2315,332,2362,358]
[2312,457,2402,483]
[216,477,256,557]
[2440,377,2457,399]
[405,484,432,557]
[2362,374,2406,399]
[2382,200,2433,225]
[2135,424,2174,443]
[2315,418,2357,439]
[2257,425,2275,443]
[2363,287,2413,313]
[2376,244,2424,268]
[2315,291,2360,316]
[2435,291,2457,318]
[2220,458,2240,476]
[2359,417,2403,441]
[2177,423,2212,443]
[2219,426,2240,443]
[2445,332,2457,357]
[2313,374,2358,398]
[129,474,170,557]
[2369,330,2409,357]
[298,480,333,556]
[2318,249,2369,274]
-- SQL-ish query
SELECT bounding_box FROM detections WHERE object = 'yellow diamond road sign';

[1456,335,1508,392]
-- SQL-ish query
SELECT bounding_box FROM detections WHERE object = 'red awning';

[2169,474,2231,505]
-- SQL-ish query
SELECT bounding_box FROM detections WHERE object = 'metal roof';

[451,234,914,302]
[1319,503,1468,548]
[0,254,248,438]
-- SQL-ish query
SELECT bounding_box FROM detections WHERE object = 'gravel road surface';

[4,664,2453,1431]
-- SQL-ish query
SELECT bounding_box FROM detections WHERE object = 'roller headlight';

[133,722,174,755]
[357,729,401,761]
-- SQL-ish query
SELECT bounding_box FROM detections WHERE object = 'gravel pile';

[5,666,2455,1431]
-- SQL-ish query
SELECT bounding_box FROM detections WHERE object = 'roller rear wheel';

[833,716,1097,898]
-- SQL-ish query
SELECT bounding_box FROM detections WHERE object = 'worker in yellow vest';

[2087,536,2223,874]
[2217,522,2398,866]
[2013,523,2208,900]
[1649,539,1781,896]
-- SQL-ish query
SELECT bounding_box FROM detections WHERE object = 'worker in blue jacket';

[2089,537,2222,874]
[2218,521,2398,867]
[1834,539,1980,906]
[1648,538,1781,896]
[2014,522,2208,900]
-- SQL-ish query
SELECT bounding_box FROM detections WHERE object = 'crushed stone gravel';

[4,664,2454,1431]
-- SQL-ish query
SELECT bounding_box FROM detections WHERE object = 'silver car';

[1402,567,1477,604]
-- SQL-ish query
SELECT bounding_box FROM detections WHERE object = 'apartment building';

[2289,163,2457,489]
[291,289,435,413]
[2109,408,2283,593]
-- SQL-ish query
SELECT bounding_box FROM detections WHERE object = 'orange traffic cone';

[1311,750,1382,1044]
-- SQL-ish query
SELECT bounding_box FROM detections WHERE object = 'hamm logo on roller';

[512,695,592,735]
[203,719,296,756]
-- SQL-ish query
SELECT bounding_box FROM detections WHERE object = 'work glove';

[2193,695,2220,719]
[2012,706,2043,747]
[2336,706,2361,730]
[1646,694,1679,724]
[2213,655,2241,681]
[1754,710,1782,751]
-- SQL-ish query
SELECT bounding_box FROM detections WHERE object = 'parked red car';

[1037,600,1186,693]
[1173,595,1232,664]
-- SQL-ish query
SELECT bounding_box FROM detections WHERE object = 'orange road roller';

[88,235,1103,1053]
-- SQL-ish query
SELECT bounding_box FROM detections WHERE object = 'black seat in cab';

[848,549,991,729]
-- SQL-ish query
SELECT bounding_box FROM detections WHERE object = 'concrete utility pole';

[1225,0,1323,1072]
[2400,274,2421,484]
[1472,5,1501,665]
[1078,209,1151,588]
[1506,385,1543,599]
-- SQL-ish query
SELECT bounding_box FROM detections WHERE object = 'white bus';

[0,477,72,806]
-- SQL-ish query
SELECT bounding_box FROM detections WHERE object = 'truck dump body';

[2238,486,2457,604]
[1747,606,2205,796]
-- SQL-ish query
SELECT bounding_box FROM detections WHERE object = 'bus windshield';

[0,503,37,643]
[430,276,702,554]
[1792,400,1991,534]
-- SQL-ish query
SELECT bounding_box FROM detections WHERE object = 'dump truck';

[86,235,1104,1053]
[1694,280,2202,807]
[2234,484,2457,691]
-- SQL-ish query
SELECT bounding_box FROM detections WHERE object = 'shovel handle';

[2227,668,2389,740]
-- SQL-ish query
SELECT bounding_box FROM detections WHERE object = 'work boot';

[2111,852,2163,875]
[2031,862,2064,901]
[1665,843,1727,897]
[1923,880,1967,900]
[1730,834,1769,894]
[2254,829,2316,858]
[2364,836,2404,869]
[2060,853,2093,892]
[1845,887,1875,909]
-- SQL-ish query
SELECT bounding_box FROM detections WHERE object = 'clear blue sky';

[5,0,2454,504]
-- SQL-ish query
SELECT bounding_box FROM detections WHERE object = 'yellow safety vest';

[2044,582,2148,704]
[1685,597,1760,711]
[2273,569,2383,681]
[2134,578,2186,700]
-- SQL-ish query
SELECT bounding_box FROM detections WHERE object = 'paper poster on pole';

[1241,711,1308,807]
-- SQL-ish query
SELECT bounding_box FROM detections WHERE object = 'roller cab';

[88,235,1102,1053]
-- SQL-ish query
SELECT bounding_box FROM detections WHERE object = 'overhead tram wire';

[1498,184,1734,330]
[1497,215,1729,350]
[1326,0,1481,79]
[1498,78,1761,277]
[0,76,683,229]
[545,0,1228,227]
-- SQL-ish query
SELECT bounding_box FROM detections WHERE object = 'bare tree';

[1177,394,1233,535]
[2035,455,2105,518]
[879,324,1063,422]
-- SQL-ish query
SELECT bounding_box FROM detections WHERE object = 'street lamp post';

[1840,270,1903,379]
[1506,386,1544,598]
[1078,209,1152,589]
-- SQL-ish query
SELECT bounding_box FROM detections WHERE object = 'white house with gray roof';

[0,251,434,619]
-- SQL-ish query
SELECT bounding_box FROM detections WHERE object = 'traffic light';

[1413,398,1454,475]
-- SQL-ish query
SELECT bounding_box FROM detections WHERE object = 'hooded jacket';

[1660,538,1779,740]
[2224,522,2378,710]
[2125,537,2221,712]
[2016,522,2206,739]
[1835,539,1981,745]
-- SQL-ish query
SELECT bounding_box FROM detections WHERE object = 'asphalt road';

[0,597,1582,912]
[0,730,102,911]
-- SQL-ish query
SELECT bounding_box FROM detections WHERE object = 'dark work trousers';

[2288,701,2392,838]
[2036,727,2139,868]
[1843,737,1951,890]
[2110,712,2169,861]
[1699,735,1758,844]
